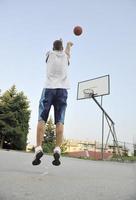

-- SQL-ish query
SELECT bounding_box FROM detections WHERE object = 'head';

[53,40,63,51]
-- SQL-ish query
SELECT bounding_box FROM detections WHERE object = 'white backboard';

[77,75,110,100]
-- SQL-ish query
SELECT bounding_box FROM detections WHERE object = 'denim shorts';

[38,88,68,124]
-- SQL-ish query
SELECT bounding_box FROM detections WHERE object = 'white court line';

[41,171,48,176]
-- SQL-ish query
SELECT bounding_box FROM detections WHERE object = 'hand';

[67,41,73,47]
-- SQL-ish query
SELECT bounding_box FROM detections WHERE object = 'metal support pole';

[92,95,123,161]
[92,95,115,125]
[101,96,104,160]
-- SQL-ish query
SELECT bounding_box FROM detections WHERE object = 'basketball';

[73,26,83,36]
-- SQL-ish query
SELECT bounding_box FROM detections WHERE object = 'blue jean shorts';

[38,88,68,124]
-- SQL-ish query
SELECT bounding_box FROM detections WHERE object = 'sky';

[0,0,136,146]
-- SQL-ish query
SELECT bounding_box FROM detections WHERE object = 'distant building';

[65,139,97,152]
[63,139,127,160]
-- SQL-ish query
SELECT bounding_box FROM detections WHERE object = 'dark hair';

[53,40,63,51]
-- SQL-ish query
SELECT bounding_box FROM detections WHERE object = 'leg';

[36,120,46,147]
[55,122,64,147]
[52,122,64,166]
[32,88,52,166]
[52,89,68,166]
[32,121,45,165]
[36,88,53,147]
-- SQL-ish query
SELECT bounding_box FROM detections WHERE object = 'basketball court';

[0,150,135,200]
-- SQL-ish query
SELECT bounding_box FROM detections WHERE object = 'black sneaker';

[52,152,61,166]
[32,150,43,165]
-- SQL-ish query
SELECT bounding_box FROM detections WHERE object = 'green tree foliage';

[0,85,31,150]
[43,116,56,153]
[134,144,136,156]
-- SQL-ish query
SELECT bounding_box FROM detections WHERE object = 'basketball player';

[32,39,73,166]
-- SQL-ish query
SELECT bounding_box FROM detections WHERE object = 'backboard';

[77,75,110,100]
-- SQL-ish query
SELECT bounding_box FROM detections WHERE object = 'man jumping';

[32,39,73,166]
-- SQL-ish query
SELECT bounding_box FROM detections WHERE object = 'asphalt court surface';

[0,150,136,200]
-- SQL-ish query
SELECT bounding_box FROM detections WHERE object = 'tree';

[43,116,56,153]
[134,144,136,156]
[0,85,31,150]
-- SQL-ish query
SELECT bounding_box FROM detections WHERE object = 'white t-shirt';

[45,50,70,89]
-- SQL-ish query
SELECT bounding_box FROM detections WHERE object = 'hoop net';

[83,89,94,98]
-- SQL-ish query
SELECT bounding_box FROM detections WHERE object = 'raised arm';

[65,41,73,59]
